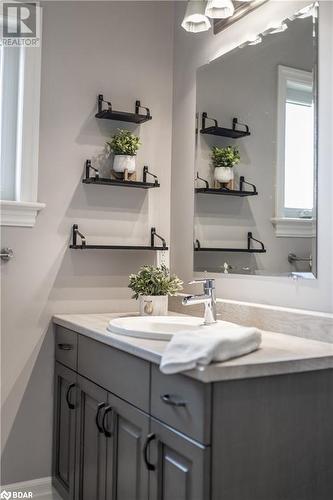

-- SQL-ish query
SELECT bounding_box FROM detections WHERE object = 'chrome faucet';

[182,278,217,325]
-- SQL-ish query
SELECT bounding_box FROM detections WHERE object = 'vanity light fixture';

[205,0,235,19]
[181,0,211,33]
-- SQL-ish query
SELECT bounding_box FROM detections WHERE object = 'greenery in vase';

[107,129,141,156]
[128,265,183,299]
[211,146,240,169]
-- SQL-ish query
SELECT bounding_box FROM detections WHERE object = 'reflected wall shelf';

[83,161,160,189]
[95,94,152,124]
[195,174,257,197]
[69,224,168,251]
[200,112,250,138]
[194,232,266,253]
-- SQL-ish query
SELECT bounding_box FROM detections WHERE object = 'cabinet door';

[53,362,77,500]
[148,419,210,500]
[75,375,108,500]
[105,393,149,500]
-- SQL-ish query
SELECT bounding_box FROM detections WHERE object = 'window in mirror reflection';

[277,65,314,220]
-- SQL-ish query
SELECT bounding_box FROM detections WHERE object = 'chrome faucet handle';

[188,278,215,289]
[183,279,217,325]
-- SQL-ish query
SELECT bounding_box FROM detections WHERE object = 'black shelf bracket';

[239,176,257,193]
[143,166,159,185]
[151,227,167,249]
[201,112,217,130]
[85,159,100,180]
[72,224,86,248]
[247,232,265,251]
[135,100,151,120]
[232,118,249,135]
[196,172,209,189]
[98,94,112,114]
[194,239,201,250]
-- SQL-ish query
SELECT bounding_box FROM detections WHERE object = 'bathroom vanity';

[52,313,333,500]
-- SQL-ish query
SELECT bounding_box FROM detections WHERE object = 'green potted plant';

[211,146,240,184]
[129,265,183,316]
[107,129,141,174]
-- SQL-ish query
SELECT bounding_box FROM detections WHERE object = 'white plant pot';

[113,155,136,173]
[214,167,234,183]
[139,295,168,316]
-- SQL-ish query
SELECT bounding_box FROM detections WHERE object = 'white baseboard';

[0,477,58,499]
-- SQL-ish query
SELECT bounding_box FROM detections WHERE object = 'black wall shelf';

[200,113,250,138]
[194,232,266,253]
[195,188,257,197]
[95,94,152,124]
[83,178,159,189]
[195,174,257,197]
[83,161,160,189]
[70,224,168,251]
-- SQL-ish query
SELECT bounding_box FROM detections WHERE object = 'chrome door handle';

[143,433,156,471]
[58,343,74,351]
[161,394,187,407]
[0,248,14,261]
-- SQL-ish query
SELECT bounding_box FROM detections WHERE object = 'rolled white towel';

[159,324,262,375]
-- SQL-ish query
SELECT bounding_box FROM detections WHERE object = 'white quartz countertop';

[53,312,333,383]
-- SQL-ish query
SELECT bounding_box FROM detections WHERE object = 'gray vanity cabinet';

[74,375,108,500]
[149,419,210,500]
[54,325,333,500]
[53,363,77,500]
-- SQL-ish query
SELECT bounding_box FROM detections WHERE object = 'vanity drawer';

[55,326,78,370]
[77,335,150,412]
[150,365,211,444]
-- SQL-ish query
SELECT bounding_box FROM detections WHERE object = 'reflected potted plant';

[211,146,240,185]
[129,265,183,316]
[107,129,141,174]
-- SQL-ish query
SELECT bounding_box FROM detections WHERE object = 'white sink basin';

[108,315,209,340]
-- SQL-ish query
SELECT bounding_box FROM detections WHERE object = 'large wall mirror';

[194,3,318,278]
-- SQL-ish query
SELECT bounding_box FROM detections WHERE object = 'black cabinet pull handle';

[58,343,74,351]
[102,406,113,437]
[66,383,76,409]
[143,433,156,471]
[95,403,106,433]
[161,394,187,407]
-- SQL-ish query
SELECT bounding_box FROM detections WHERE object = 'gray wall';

[171,0,333,312]
[194,17,313,275]
[1,1,174,484]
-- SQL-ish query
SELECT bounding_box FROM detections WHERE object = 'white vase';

[214,167,234,183]
[138,295,168,316]
[113,155,136,173]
